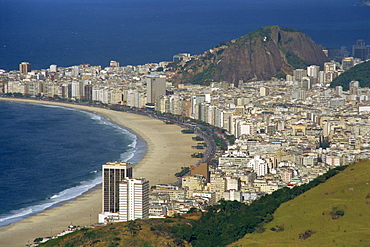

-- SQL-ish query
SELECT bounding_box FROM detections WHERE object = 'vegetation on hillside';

[286,53,310,69]
[40,165,347,247]
[280,26,300,33]
[233,26,273,46]
[189,64,223,85]
[232,160,370,246]
[170,165,346,247]
[330,60,370,90]
[39,217,197,247]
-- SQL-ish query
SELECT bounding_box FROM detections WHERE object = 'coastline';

[0,98,197,247]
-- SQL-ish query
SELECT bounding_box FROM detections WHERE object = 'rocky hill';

[172,26,329,85]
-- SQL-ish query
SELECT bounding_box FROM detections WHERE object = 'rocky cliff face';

[172,26,329,85]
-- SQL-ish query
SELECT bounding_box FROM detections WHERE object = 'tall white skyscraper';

[119,178,149,222]
[146,74,166,104]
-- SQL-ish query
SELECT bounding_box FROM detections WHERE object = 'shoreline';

[0,98,197,247]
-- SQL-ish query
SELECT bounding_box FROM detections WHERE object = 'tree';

[125,221,142,236]
[34,237,43,243]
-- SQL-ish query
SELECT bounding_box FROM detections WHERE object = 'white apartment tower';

[49,64,58,73]
[260,86,269,97]
[110,60,120,67]
[119,178,149,222]
[307,65,320,78]
[293,69,307,81]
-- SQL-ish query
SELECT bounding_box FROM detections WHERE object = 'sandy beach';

[0,98,198,247]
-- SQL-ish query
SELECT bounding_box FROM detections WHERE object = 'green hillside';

[231,160,370,247]
[39,217,197,247]
[330,60,370,90]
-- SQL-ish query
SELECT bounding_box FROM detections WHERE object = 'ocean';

[0,0,369,71]
[0,101,146,227]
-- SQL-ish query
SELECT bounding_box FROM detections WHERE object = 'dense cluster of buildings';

[1,39,370,222]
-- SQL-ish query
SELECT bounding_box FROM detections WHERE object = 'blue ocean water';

[0,101,146,227]
[0,0,369,71]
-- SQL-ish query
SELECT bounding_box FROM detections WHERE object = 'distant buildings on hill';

[325,39,370,66]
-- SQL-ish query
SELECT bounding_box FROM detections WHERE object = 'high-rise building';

[84,84,93,101]
[19,62,31,74]
[341,57,354,71]
[318,71,326,83]
[49,64,58,73]
[324,62,336,72]
[110,60,120,67]
[102,162,133,214]
[260,87,269,97]
[307,65,320,78]
[352,39,366,61]
[146,74,166,104]
[190,162,210,182]
[293,69,307,81]
[292,89,307,100]
[119,178,149,222]
[335,86,343,96]
[173,53,191,62]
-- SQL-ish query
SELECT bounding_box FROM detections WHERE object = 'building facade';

[102,162,133,213]
[19,62,31,74]
[119,178,149,222]
[146,74,166,104]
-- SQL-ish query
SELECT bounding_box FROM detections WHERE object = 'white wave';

[83,112,140,163]
[0,173,102,227]
[40,104,140,163]
[36,103,77,111]
[121,148,135,162]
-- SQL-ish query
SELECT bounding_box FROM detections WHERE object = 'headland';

[0,98,197,247]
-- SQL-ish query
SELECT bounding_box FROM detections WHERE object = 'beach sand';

[0,98,198,247]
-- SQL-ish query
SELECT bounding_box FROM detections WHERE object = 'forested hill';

[330,60,370,90]
[171,26,329,86]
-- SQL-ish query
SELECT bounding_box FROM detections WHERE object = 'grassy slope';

[39,216,199,247]
[231,160,370,247]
